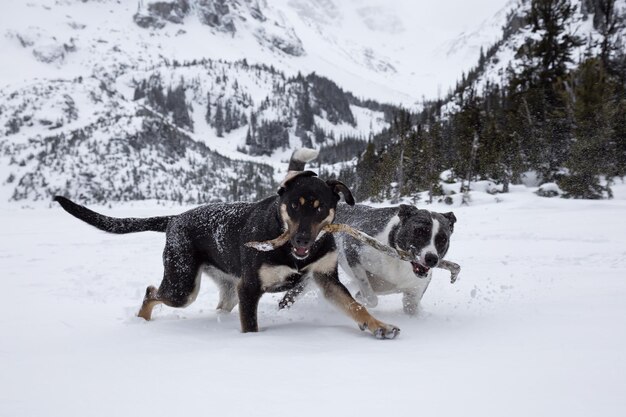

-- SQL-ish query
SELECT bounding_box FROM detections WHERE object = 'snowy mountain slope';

[0,58,390,203]
[446,0,626,96]
[122,60,388,153]
[0,0,511,105]
[2,182,625,417]
[440,0,518,65]
[277,0,512,103]
[0,0,528,204]
[0,75,278,204]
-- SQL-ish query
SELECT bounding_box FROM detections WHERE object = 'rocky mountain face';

[133,0,304,56]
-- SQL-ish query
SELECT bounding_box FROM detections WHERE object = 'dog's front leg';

[313,269,399,339]
[237,279,263,333]
[278,281,307,310]
[402,291,419,316]
[351,265,378,307]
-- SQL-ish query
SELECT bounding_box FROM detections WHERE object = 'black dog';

[54,167,399,338]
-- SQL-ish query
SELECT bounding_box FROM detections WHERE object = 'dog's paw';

[373,323,400,339]
[359,321,400,339]
[278,298,293,310]
[355,291,378,308]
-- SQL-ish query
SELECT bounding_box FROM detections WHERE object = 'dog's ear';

[398,204,418,220]
[442,212,457,233]
[278,170,318,195]
[326,179,355,206]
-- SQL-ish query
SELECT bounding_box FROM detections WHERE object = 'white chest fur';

[258,251,338,291]
[258,264,298,291]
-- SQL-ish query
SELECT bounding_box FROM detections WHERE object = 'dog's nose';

[424,253,439,267]
[294,233,311,248]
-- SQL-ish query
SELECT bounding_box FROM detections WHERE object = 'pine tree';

[527,0,582,84]
[451,88,481,181]
[314,126,325,144]
[205,92,211,125]
[611,89,626,177]
[356,142,381,200]
[593,0,625,72]
[297,83,314,133]
[164,83,193,131]
[133,80,147,100]
[510,0,583,181]
[214,100,224,137]
[146,76,166,113]
[244,127,252,146]
[421,125,443,202]
[224,100,233,133]
[500,97,526,192]
[561,58,613,198]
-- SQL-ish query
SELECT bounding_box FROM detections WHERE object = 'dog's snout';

[424,253,439,267]
[294,233,311,248]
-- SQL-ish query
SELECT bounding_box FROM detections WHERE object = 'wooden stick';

[245,223,461,283]
[322,223,414,261]
[244,228,292,251]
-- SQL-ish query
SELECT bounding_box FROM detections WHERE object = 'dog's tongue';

[294,247,309,257]
[411,261,429,276]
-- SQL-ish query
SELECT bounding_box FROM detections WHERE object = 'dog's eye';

[291,202,298,210]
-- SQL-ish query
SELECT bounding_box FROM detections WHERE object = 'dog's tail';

[288,148,319,171]
[54,196,173,234]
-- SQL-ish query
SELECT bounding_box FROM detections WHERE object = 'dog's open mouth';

[411,261,430,278]
[292,246,310,258]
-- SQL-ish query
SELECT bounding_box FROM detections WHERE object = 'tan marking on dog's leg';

[137,285,162,321]
[313,274,398,338]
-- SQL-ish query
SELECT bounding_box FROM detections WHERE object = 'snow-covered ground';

[2,182,626,417]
